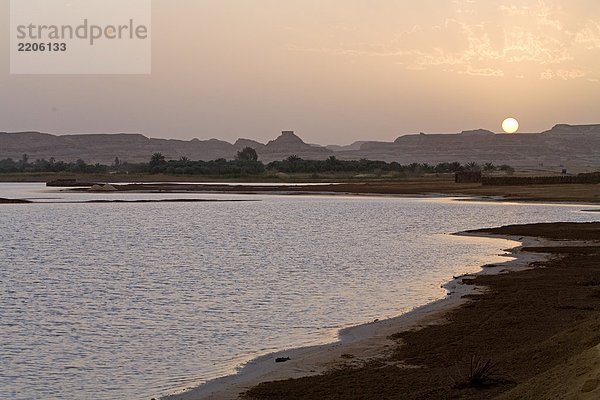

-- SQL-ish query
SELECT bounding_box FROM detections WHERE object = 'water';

[0,183,597,400]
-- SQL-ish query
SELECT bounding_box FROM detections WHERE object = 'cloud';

[540,68,589,80]
[575,21,600,49]
[288,1,600,81]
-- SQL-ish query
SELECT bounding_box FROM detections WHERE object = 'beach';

[166,222,600,400]
[4,183,600,400]
[4,173,600,204]
[60,178,600,204]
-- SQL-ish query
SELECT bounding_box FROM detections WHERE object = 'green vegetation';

[269,156,468,174]
[0,152,512,179]
[236,147,259,162]
[0,155,109,174]
[143,152,264,175]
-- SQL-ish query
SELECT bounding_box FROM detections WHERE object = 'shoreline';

[58,180,600,205]
[3,180,600,206]
[242,222,600,399]
[163,232,549,400]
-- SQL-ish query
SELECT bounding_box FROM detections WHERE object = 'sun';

[502,118,519,134]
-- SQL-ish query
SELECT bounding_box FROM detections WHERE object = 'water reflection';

[0,184,596,400]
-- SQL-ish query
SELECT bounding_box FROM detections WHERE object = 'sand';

[5,175,600,204]
[239,223,600,400]
[64,178,600,204]
[163,223,600,400]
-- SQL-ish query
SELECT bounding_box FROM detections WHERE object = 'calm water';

[1,183,597,400]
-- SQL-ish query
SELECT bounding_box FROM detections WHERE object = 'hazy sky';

[1,0,600,144]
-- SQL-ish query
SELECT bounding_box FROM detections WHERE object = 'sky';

[1,0,600,144]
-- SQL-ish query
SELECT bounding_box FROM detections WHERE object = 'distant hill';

[543,124,600,135]
[234,138,265,151]
[259,131,332,161]
[0,132,234,164]
[1,124,599,167]
[326,141,369,152]
[332,124,600,167]
[0,130,332,164]
[459,129,496,136]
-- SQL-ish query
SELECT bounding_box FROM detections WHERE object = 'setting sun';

[502,118,519,134]
[3,2,600,400]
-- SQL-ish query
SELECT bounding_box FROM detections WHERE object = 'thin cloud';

[288,1,600,80]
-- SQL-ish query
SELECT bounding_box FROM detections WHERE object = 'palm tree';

[150,152,166,167]
[483,162,495,171]
[465,162,480,172]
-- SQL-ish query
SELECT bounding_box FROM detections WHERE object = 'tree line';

[0,148,514,176]
[0,154,108,174]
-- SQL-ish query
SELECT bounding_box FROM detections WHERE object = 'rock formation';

[1,124,599,167]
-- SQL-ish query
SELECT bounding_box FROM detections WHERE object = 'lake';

[0,183,596,399]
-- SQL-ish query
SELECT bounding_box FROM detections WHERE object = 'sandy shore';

[163,223,600,400]
[5,176,600,204]
[60,178,600,204]
[238,222,600,400]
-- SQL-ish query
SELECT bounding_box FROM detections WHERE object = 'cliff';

[0,130,332,164]
[1,124,599,167]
